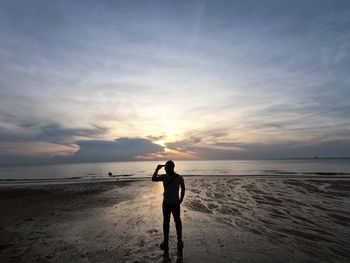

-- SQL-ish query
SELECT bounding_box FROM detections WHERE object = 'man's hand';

[152,165,164,182]
[178,198,183,205]
[156,164,164,171]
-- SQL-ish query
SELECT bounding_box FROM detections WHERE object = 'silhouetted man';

[152,160,185,260]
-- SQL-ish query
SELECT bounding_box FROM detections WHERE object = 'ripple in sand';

[327,213,350,226]
[185,199,213,214]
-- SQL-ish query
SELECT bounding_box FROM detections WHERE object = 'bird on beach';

[108,171,112,176]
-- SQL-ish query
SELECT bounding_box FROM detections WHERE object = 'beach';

[1,176,349,263]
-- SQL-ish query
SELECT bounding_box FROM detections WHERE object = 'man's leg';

[162,202,171,254]
[172,203,182,242]
[172,203,183,257]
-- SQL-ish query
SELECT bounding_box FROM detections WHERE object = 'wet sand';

[0,176,349,262]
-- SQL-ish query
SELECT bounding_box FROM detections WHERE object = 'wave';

[0,177,82,182]
[1,172,350,186]
[263,170,350,176]
[108,174,134,177]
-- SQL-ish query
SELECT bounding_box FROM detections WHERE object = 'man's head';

[165,160,175,174]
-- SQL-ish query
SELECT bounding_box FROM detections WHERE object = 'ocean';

[1,159,350,185]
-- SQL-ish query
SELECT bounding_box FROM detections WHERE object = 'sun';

[151,127,181,148]
[154,139,167,147]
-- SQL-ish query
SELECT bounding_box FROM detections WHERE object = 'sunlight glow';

[1,1,349,163]
[154,140,166,147]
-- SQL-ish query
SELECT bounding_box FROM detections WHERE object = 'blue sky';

[0,0,350,164]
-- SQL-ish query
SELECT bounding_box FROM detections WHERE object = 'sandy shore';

[0,176,350,262]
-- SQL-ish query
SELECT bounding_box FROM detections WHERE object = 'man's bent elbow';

[152,176,158,182]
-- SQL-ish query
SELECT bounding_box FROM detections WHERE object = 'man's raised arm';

[152,165,164,182]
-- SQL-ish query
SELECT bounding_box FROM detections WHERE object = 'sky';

[0,0,350,164]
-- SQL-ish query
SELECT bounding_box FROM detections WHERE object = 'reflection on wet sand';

[185,177,350,262]
[0,177,349,262]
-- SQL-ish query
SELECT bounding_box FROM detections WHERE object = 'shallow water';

[1,159,350,183]
[0,176,349,262]
[184,177,350,262]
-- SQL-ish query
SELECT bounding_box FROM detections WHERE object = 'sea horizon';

[1,156,350,167]
[1,159,350,185]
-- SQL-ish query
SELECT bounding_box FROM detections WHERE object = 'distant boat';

[314,155,319,159]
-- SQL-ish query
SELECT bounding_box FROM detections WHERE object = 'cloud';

[165,137,350,160]
[70,137,164,162]
[0,1,350,163]
[37,124,107,143]
[0,142,78,165]
[0,137,165,164]
[0,122,108,164]
[0,121,106,143]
